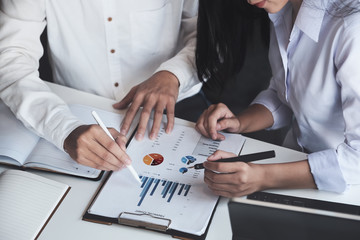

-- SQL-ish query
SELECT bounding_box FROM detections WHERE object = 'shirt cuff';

[43,108,84,152]
[308,149,347,193]
[155,56,202,102]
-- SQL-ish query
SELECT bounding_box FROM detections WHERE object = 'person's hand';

[195,103,241,140]
[63,125,131,171]
[113,71,179,141]
[203,150,265,197]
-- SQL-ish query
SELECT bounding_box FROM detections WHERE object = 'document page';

[24,104,137,178]
[24,104,109,178]
[0,101,40,166]
[0,102,139,178]
[88,119,245,235]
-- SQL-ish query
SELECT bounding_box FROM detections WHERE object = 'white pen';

[91,110,142,184]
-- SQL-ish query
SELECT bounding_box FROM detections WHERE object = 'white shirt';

[252,0,360,193]
[0,0,201,150]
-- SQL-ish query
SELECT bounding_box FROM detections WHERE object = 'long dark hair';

[195,0,269,93]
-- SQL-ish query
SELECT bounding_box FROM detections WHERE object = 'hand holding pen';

[188,150,276,170]
[195,149,276,198]
[63,119,129,173]
[92,111,141,184]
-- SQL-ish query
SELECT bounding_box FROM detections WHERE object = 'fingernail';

[212,134,217,140]
[150,133,156,139]
[136,133,143,140]
[125,159,132,166]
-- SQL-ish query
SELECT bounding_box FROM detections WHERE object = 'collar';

[294,0,327,42]
[269,0,328,43]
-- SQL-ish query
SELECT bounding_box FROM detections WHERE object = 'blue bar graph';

[178,184,185,195]
[184,184,191,197]
[168,183,179,202]
[150,178,160,196]
[138,177,154,206]
[162,181,172,197]
[138,176,191,206]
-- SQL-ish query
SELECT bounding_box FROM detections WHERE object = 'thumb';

[217,117,241,133]
[207,150,236,161]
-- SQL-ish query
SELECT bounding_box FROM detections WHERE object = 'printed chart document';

[84,119,246,239]
[0,101,135,180]
[0,169,70,240]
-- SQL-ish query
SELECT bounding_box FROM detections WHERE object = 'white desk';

[1,82,359,240]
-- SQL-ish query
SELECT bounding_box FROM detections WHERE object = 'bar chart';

[138,176,191,206]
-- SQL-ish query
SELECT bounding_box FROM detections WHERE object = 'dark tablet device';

[228,192,360,240]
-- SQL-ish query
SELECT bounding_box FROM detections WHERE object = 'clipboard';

[82,171,220,240]
[82,118,244,239]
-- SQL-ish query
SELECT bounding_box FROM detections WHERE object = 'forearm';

[257,160,317,190]
[203,152,317,197]
[0,3,82,150]
[237,104,274,133]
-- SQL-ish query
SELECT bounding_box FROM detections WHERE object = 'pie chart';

[179,167,188,174]
[181,155,196,165]
[143,153,164,166]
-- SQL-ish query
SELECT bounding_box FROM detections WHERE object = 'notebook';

[0,102,124,180]
[228,191,360,240]
[0,169,70,240]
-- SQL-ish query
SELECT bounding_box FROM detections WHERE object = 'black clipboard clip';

[118,212,171,232]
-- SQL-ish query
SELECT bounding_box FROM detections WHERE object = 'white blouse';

[253,1,360,192]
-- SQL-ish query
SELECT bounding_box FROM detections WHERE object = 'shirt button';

[110,49,115,54]
[114,82,119,87]
[107,17,112,22]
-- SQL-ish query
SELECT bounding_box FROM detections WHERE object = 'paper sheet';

[0,101,40,165]
[88,119,245,235]
[24,104,111,178]
[0,102,139,178]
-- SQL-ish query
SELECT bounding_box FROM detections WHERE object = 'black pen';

[187,150,276,170]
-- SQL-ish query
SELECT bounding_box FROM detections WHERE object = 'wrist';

[250,163,271,191]
[63,125,86,153]
[236,115,247,133]
[157,70,180,87]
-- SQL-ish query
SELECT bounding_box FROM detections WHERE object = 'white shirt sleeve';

[309,16,360,193]
[250,21,293,130]
[251,78,293,130]
[0,1,83,150]
[155,0,202,101]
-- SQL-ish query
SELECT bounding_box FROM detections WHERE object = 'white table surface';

[1,82,359,240]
